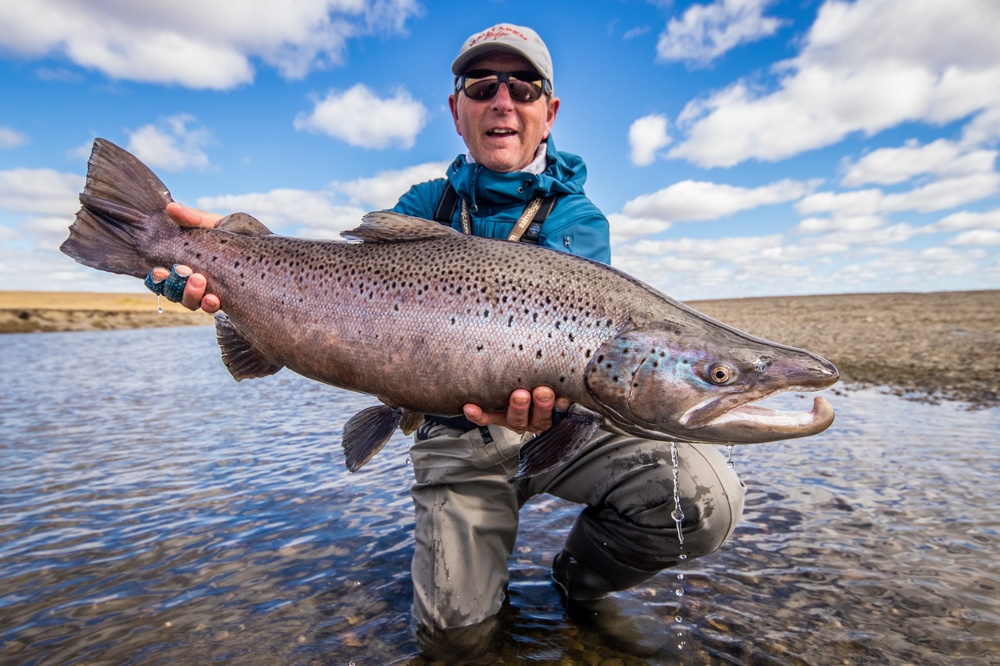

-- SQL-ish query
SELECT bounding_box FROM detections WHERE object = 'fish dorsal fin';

[341,211,462,243]
[214,312,283,381]
[216,212,272,236]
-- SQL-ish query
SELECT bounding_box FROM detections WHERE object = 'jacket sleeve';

[539,194,611,265]
[390,178,448,219]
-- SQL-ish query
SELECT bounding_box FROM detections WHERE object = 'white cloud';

[628,114,671,166]
[0,168,83,216]
[0,0,420,90]
[294,84,429,150]
[621,178,816,222]
[608,214,672,243]
[842,140,997,187]
[948,229,1000,246]
[126,114,212,171]
[195,189,364,234]
[191,161,450,235]
[657,0,784,66]
[668,0,1000,167]
[330,161,450,209]
[798,173,1000,217]
[928,208,1000,233]
[794,214,884,234]
[0,127,28,149]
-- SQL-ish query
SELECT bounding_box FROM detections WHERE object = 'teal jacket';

[391,138,610,264]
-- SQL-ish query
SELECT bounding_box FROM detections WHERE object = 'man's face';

[449,53,560,173]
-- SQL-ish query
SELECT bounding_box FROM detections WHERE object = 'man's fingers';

[166,202,223,229]
[181,272,207,311]
[505,389,532,432]
[528,386,556,432]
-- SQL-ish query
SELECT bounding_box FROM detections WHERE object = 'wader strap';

[433,183,461,225]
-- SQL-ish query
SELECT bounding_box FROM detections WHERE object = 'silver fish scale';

[175,229,647,416]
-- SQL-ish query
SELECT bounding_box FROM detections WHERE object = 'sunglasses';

[455,70,552,103]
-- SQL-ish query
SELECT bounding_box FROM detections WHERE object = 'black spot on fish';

[536,350,543,359]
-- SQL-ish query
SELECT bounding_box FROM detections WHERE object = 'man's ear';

[449,94,463,137]
[543,96,560,139]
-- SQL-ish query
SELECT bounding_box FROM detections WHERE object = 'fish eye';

[707,364,734,385]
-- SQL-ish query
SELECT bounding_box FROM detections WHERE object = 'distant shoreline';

[2,289,997,408]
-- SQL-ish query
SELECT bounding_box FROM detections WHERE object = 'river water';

[1,326,998,665]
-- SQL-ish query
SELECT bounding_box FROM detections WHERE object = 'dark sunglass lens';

[461,71,545,102]
[464,76,499,100]
[508,78,542,102]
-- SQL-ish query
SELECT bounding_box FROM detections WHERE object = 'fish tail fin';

[60,138,178,278]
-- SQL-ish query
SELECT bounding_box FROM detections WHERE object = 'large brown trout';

[62,139,839,478]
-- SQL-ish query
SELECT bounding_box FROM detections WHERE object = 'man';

[156,23,744,649]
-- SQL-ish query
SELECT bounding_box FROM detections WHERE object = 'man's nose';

[491,81,515,109]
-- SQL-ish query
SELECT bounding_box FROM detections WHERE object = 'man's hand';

[463,386,572,434]
[154,203,223,313]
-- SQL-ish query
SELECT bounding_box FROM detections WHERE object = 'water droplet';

[676,573,684,581]
[674,588,684,597]
[405,457,411,465]
[726,444,735,469]
[156,294,163,315]
[670,442,685,546]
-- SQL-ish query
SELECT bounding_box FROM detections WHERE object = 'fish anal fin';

[342,211,462,243]
[214,312,283,381]
[511,405,604,480]
[216,212,272,236]
[342,405,404,472]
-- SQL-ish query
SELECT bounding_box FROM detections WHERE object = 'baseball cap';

[452,24,554,87]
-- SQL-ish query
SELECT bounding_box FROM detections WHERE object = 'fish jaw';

[678,394,836,443]
[585,324,840,445]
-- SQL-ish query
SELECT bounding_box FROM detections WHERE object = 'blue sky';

[1,0,998,301]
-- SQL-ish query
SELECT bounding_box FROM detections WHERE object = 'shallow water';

[1,326,998,665]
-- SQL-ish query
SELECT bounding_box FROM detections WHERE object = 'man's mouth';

[486,128,517,136]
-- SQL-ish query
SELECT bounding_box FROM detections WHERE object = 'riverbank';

[2,289,997,407]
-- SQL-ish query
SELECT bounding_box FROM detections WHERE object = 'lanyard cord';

[460,194,545,242]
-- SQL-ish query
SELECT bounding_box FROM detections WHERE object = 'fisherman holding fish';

[153,23,747,653]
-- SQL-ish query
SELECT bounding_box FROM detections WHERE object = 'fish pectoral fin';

[342,405,404,472]
[214,313,283,381]
[215,212,272,236]
[342,211,461,243]
[510,405,604,481]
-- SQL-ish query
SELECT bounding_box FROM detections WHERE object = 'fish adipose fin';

[214,313,283,381]
[342,405,405,472]
[342,211,462,243]
[60,138,178,278]
[511,405,604,480]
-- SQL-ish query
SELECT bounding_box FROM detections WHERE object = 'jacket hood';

[447,137,589,210]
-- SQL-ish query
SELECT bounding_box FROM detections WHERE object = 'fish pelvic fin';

[214,313,283,381]
[60,138,179,278]
[342,211,462,243]
[510,405,604,481]
[342,405,405,472]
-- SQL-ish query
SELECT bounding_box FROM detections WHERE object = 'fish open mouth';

[707,396,834,429]
[680,394,836,442]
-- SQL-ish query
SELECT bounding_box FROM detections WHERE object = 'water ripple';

[1,327,998,664]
